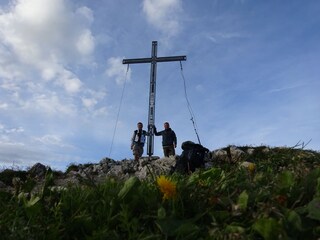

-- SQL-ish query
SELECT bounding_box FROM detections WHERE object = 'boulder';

[28,163,48,179]
[211,146,245,163]
[0,180,7,188]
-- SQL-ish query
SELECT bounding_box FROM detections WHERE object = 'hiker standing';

[131,122,149,161]
[154,122,177,157]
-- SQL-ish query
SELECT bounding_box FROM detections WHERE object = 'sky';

[0,0,319,171]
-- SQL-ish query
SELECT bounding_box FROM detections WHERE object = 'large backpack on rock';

[174,141,210,174]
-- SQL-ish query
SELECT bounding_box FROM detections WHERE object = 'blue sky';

[0,0,319,171]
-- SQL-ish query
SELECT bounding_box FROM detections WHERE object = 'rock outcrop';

[0,146,286,192]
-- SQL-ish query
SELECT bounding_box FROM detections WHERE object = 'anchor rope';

[108,64,130,157]
[179,61,202,145]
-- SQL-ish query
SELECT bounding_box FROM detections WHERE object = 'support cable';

[179,61,202,145]
[108,64,130,157]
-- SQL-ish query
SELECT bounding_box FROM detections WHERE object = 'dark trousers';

[163,145,175,157]
[133,144,144,160]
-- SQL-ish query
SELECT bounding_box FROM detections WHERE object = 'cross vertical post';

[123,41,186,157]
[147,41,157,156]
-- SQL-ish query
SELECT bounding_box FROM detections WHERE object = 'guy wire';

[109,64,130,157]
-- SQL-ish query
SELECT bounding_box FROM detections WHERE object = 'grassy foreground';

[1,147,320,239]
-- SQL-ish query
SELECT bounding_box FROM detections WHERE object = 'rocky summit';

[0,145,319,194]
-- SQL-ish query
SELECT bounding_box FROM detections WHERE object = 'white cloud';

[22,93,76,116]
[0,139,63,168]
[41,67,58,81]
[0,79,20,91]
[0,102,8,109]
[82,97,98,109]
[34,134,72,148]
[91,106,108,117]
[106,57,131,85]
[207,32,246,44]
[0,0,102,130]
[0,44,24,80]
[81,88,107,110]
[0,123,24,134]
[76,29,95,56]
[57,70,83,94]
[195,84,204,92]
[0,0,95,90]
[142,0,182,37]
[266,83,306,94]
[76,6,94,24]
[5,127,24,134]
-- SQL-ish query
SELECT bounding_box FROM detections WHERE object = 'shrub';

[0,169,27,186]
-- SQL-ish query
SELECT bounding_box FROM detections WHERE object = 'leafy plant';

[0,146,320,239]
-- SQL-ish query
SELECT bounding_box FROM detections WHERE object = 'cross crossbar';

[123,56,187,64]
[122,41,186,157]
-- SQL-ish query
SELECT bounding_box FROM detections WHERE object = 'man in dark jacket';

[154,122,177,157]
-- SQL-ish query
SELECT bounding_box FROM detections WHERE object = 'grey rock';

[211,146,245,163]
[28,163,48,178]
[246,148,255,155]
[0,180,7,188]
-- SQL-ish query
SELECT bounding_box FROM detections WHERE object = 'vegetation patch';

[0,146,320,239]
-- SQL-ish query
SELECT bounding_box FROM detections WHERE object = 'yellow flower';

[156,175,177,200]
[241,161,256,173]
[248,162,255,172]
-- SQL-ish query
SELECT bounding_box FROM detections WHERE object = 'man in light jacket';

[131,122,149,161]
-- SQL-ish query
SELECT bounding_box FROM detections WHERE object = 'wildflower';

[156,175,177,200]
[275,195,287,206]
[240,161,256,173]
[209,196,220,205]
[248,162,256,173]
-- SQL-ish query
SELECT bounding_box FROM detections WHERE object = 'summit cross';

[123,41,186,157]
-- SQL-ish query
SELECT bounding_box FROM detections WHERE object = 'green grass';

[1,147,320,239]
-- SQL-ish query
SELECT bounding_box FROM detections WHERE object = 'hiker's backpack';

[174,141,209,174]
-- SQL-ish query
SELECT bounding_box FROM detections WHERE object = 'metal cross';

[123,41,186,157]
